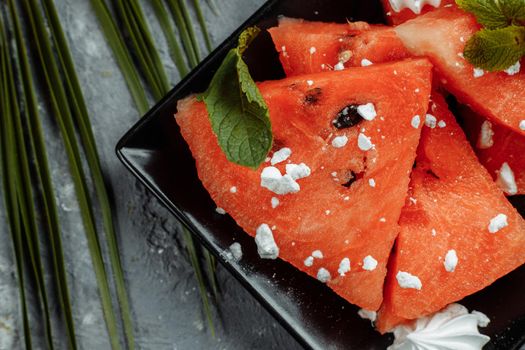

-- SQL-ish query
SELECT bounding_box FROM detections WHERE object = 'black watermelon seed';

[333,104,363,129]
[341,170,364,188]
[305,88,322,105]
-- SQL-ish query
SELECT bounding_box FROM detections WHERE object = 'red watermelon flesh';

[268,18,410,76]
[381,0,456,25]
[376,93,525,333]
[395,7,525,136]
[176,59,433,311]
[460,105,525,195]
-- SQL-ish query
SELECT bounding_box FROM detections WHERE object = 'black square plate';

[116,1,525,348]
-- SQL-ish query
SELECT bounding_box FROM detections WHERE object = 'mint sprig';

[457,0,525,71]
[199,27,272,169]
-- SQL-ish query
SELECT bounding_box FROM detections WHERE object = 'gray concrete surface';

[0,0,303,349]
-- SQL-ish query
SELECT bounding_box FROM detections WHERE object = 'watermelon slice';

[381,0,456,25]
[460,105,525,195]
[376,93,525,333]
[176,59,433,310]
[395,7,525,136]
[268,18,409,76]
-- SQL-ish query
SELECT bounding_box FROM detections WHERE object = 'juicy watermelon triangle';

[376,94,525,333]
[176,59,433,311]
[394,7,525,136]
[268,18,410,77]
[460,105,525,195]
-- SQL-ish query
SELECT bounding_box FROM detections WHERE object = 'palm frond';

[191,0,213,51]
[89,0,150,114]
[40,0,136,347]
[17,1,124,348]
[165,0,200,67]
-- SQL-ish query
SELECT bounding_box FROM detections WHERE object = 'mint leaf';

[200,27,272,169]
[456,0,525,29]
[464,26,525,71]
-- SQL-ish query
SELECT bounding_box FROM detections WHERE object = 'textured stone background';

[0,0,303,349]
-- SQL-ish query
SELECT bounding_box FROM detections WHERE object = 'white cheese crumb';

[369,178,376,188]
[229,242,243,261]
[488,214,508,233]
[344,196,350,201]
[215,207,226,215]
[361,58,373,66]
[271,147,292,165]
[497,162,518,195]
[304,256,314,267]
[306,80,314,86]
[411,115,421,129]
[431,228,437,236]
[271,197,280,209]
[519,120,525,130]
[358,309,377,322]
[504,61,520,75]
[425,114,437,128]
[414,88,420,93]
[331,135,349,148]
[334,61,345,71]
[309,46,317,55]
[317,268,331,283]
[477,121,494,149]
[357,103,377,121]
[312,250,323,259]
[358,133,374,151]
[338,258,351,276]
[261,166,300,195]
[473,68,485,78]
[444,249,458,272]
[255,224,279,259]
[396,271,422,290]
[285,163,311,180]
[230,186,237,193]
[362,255,378,271]
[438,120,447,128]
[379,217,386,222]
[325,210,331,215]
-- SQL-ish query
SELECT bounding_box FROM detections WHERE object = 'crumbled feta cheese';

[425,114,437,128]
[504,61,520,75]
[488,214,508,233]
[520,120,525,130]
[444,249,458,272]
[215,207,226,215]
[497,162,518,195]
[414,88,420,93]
[361,58,373,66]
[362,255,378,271]
[411,115,421,129]
[473,68,484,78]
[309,46,317,55]
[306,80,314,86]
[229,242,243,261]
[357,103,377,121]
[369,178,376,188]
[332,135,349,148]
[261,166,300,195]
[285,163,311,180]
[325,210,331,215]
[331,172,338,177]
[312,250,324,259]
[304,256,314,267]
[344,196,350,201]
[477,121,494,149]
[317,268,331,283]
[271,197,280,209]
[358,133,374,151]
[334,61,345,71]
[271,147,292,165]
[431,228,437,236]
[255,224,279,259]
[338,258,351,276]
[230,186,237,193]
[379,217,386,222]
[396,271,422,290]
[358,309,377,322]
[438,120,447,128]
